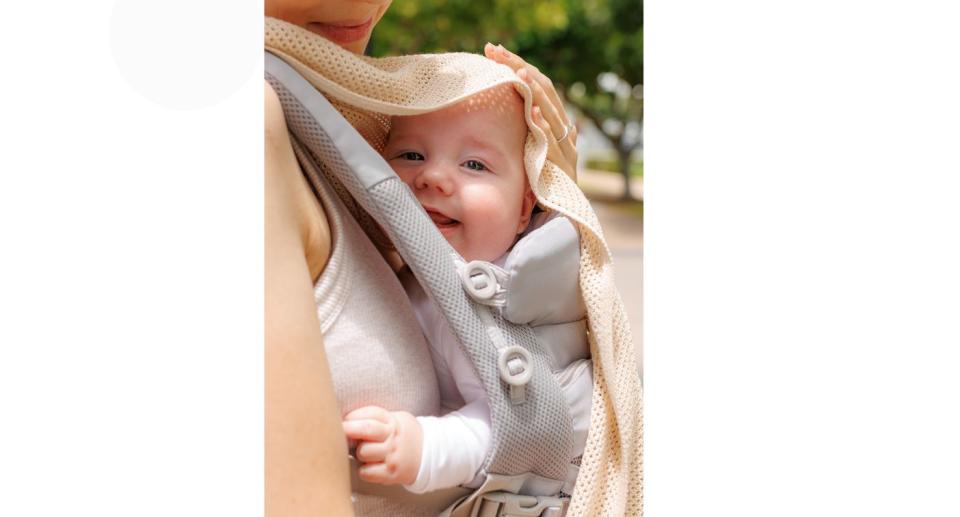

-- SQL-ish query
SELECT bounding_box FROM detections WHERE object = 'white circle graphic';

[110,0,257,109]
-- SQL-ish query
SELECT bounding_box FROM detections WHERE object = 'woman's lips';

[306,18,373,45]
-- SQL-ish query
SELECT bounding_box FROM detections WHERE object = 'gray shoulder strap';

[265,51,574,487]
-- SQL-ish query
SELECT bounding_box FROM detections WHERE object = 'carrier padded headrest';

[501,212,585,327]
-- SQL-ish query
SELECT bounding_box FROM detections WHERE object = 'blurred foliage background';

[369,0,643,200]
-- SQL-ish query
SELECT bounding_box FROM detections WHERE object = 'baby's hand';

[342,406,423,486]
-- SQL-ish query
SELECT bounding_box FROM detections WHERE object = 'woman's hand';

[343,406,423,486]
[485,43,579,180]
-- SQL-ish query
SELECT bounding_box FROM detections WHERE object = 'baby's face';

[383,86,535,262]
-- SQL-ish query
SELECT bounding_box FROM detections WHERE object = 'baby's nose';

[415,164,454,194]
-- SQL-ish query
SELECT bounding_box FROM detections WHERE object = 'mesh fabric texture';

[368,178,574,480]
[267,60,573,483]
[266,17,643,516]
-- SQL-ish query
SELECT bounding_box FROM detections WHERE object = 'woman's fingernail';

[497,44,507,55]
[485,42,494,52]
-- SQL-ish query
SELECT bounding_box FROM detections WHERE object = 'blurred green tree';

[369,0,643,200]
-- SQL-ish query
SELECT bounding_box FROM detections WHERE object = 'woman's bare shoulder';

[265,81,291,151]
[265,81,331,280]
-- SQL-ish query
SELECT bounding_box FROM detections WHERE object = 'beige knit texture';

[266,17,642,516]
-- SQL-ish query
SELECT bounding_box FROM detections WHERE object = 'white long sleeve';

[400,270,492,493]
[405,397,490,493]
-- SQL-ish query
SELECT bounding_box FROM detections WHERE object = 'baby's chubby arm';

[342,406,422,485]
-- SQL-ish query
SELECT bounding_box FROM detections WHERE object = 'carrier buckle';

[472,491,568,517]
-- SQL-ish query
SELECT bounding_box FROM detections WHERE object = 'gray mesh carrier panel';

[265,52,574,482]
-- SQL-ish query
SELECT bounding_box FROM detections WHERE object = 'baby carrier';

[265,17,643,517]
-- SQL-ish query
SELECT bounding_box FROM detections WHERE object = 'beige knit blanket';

[266,17,643,516]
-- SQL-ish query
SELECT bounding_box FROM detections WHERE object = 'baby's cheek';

[392,167,415,186]
[464,222,515,262]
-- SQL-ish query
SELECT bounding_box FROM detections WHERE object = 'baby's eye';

[463,159,488,171]
[399,151,425,161]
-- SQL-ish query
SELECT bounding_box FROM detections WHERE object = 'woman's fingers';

[486,43,568,124]
[532,107,576,179]
[558,124,578,167]
[486,43,578,171]
[521,68,577,168]
[516,62,570,129]
[517,68,568,141]
[531,107,560,161]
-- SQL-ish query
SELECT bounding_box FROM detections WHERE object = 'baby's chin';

[444,227,516,263]
[453,244,510,263]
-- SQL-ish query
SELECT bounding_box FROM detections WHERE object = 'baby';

[342,84,591,493]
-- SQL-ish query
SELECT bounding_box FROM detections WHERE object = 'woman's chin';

[306,24,369,54]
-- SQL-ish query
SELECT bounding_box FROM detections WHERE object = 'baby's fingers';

[355,440,390,463]
[343,405,392,423]
[357,461,401,485]
[343,418,392,443]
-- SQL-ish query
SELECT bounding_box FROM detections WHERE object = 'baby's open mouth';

[426,210,460,229]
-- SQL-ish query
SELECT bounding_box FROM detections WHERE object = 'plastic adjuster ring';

[460,260,499,301]
[498,346,533,404]
[498,346,533,386]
